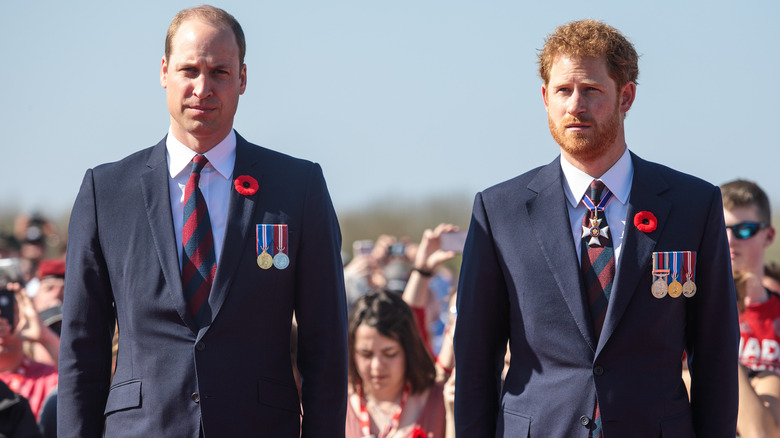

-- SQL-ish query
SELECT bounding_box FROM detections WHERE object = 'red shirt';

[0,358,58,418]
[739,291,780,372]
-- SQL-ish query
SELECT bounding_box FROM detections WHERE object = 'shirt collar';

[166,128,236,180]
[561,148,633,208]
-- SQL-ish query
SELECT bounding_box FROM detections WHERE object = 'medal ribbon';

[275,224,287,255]
[683,251,696,282]
[582,186,613,217]
[652,252,670,279]
[255,224,265,256]
[671,251,680,282]
[265,224,275,256]
[257,224,275,256]
[358,382,411,438]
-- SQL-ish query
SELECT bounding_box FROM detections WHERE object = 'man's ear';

[619,81,636,114]
[239,63,247,95]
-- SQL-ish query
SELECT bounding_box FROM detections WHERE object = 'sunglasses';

[726,222,768,240]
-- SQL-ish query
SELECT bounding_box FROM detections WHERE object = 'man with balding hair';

[59,5,347,437]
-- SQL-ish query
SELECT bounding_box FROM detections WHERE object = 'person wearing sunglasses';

[721,180,778,373]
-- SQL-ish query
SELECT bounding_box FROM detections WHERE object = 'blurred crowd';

[0,214,65,438]
[1,178,779,437]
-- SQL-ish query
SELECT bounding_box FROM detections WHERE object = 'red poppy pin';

[634,211,657,233]
[234,175,259,196]
[411,427,426,438]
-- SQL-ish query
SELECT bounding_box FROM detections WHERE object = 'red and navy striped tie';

[580,180,614,438]
[182,155,216,326]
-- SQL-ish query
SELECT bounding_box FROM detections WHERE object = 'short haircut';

[347,290,435,394]
[538,19,639,88]
[165,5,246,67]
[721,179,771,224]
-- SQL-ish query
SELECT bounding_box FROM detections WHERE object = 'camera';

[0,288,15,331]
[388,243,406,257]
[0,258,24,286]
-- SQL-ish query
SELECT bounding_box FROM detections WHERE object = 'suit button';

[594,365,604,376]
[580,415,591,426]
[191,393,200,403]
[195,342,206,351]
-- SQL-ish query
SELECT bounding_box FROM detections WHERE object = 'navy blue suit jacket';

[59,133,348,437]
[454,153,738,437]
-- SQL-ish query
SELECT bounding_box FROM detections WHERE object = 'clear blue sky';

[2,0,778,218]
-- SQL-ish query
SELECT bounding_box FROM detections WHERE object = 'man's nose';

[566,90,587,116]
[193,74,212,98]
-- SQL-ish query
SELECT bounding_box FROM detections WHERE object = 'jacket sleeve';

[294,163,348,438]
[687,186,739,436]
[58,169,116,438]
[454,192,510,437]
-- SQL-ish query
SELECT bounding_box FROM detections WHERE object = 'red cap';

[36,259,65,280]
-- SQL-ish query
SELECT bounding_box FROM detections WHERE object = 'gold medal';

[668,280,683,298]
[652,278,668,298]
[682,280,697,298]
[257,251,273,269]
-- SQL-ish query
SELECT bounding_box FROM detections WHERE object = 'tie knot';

[191,155,209,174]
[589,180,606,203]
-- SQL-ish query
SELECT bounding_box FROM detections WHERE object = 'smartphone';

[352,240,374,259]
[440,230,468,253]
[0,288,15,332]
[388,243,406,257]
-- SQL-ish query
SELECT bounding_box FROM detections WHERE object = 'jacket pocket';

[104,380,142,416]
[497,407,530,438]
[257,378,301,415]
[660,408,694,436]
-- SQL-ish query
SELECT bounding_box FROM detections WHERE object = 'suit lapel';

[527,158,598,350]
[597,153,671,352]
[204,134,262,334]
[140,138,199,332]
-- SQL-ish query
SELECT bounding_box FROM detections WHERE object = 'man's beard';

[548,101,622,162]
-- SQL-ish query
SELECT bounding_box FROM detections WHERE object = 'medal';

[581,217,610,247]
[581,187,613,247]
[256,224,274,270]
[273,253,289,270]
[257,252,273,269]
[682,280,697,298]
[652,277,669,298]
[651,252,670,298]
[273,224,289,270]
[668,280,682,298]
[668,251,682,298]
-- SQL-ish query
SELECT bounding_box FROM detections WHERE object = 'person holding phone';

[0,283,59,420]
[402,224,459,350]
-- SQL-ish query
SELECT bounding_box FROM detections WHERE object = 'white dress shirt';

[166,128,236,270]
[561,148,634,271]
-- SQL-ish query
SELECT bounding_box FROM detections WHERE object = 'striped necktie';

[182,155,217,326]
[580,180,614,438]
